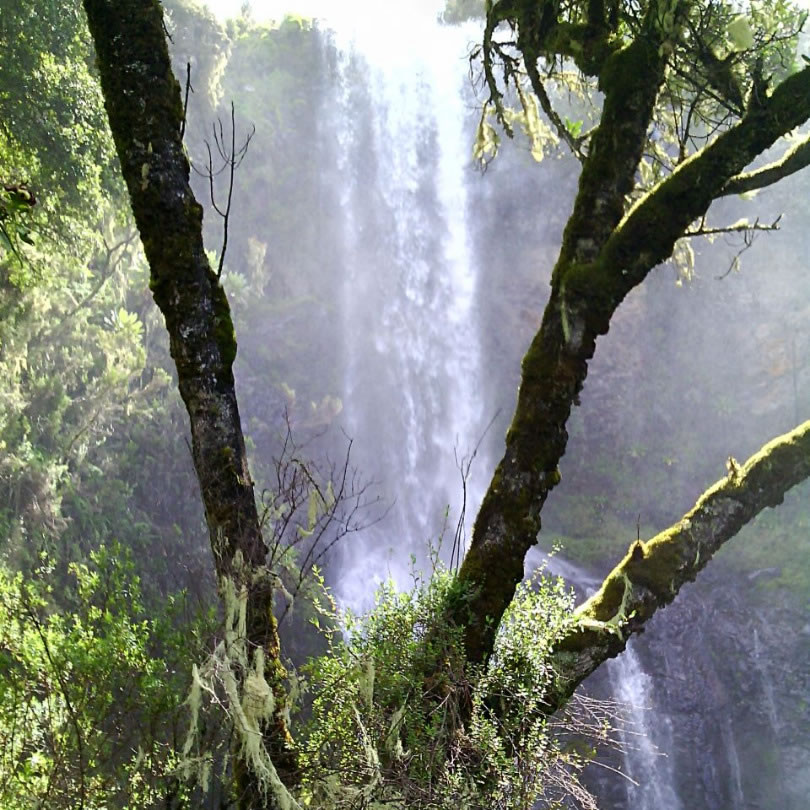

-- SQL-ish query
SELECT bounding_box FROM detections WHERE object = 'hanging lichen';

[178,563,301,809]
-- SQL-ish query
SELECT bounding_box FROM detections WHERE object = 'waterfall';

[720,715,746,810]
[607,646,682,810]
[325,8,487,606]
[318,6,691,807]
[540,549,685,810]
[753,625,781,736]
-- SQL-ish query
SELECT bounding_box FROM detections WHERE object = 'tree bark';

[81,1,295,805]
[547,419,810,709]
[458,0,810,666]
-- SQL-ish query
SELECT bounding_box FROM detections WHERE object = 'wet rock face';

[582,567,810,810]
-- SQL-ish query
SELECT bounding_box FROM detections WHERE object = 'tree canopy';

[458,0,810,673]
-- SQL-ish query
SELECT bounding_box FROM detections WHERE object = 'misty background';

[1,0,808,807]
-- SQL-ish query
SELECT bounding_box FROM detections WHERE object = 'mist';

[1,0,807,806]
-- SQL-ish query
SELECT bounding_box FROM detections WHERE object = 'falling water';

[318,6,694,807]
[325,9,487,605]
[543,550,686,810]
[720,715,746,809]
[753,626,782,735]
[607,645,683,810]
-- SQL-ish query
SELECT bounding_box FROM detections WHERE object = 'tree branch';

[457,4,682,666]
[684,214,781,237]
[547,419,810,709]
[578,64,810,332]
[524,56,585,161]
[720,134,810,197]
[457,52,810,668]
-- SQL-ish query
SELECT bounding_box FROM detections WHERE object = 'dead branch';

[191,102,255,278]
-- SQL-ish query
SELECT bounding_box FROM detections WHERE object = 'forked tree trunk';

[457,2,810,668]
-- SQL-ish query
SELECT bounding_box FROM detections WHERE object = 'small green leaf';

[564,117,583,138]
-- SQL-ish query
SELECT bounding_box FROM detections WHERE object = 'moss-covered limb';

[457,286,589,664]
[570,64,810,332]
[81,0,297,800]
[546,419,810,710]
[490,0,619,75]
[720,134,810,197]
[554,0,682,270]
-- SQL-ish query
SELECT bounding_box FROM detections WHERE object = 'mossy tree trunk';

[81,1,295,806]
[457,0,810,669]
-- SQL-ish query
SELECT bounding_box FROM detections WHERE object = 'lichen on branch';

[547,419,810,708]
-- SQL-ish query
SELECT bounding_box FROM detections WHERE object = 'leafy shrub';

[0,545,199,809]
[299,562,606,809]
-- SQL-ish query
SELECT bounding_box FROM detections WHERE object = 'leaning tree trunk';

[81,1,295,806]
[456,0,810,667]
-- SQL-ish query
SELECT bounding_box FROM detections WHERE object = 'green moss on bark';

[212,278,238,369]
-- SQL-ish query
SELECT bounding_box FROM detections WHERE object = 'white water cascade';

[753,625,782,736]
[607,645,683,810]
[325,8,488,606]
[317,6,690,808]
[720,714,746,810]
[541,551,684,810]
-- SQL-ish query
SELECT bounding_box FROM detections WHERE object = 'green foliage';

[0,0,209,585]
[481,0,808,167]
[0,0,121,242]
[0,185,37,266]
[0,545,199,808]
[0,226,169,566]
[0,0,189,578]
[299,565,600,809]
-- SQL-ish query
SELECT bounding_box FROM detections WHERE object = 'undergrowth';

[180,557,613,809]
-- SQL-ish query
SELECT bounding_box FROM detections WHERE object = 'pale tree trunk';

[81,1,295,806]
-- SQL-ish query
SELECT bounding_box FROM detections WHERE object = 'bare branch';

[180,61,193,140]
[191,103,255,278]
[480,15,513,136]
[450,409,501,573]
[684,213,781,238]
[258,420,385,624]
[672,213,781,282]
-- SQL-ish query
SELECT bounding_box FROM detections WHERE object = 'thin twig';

[180,62,193,140]
[191,103,254,279]
[685,214,782,238]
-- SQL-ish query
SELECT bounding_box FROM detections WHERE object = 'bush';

[298,562,607,810]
